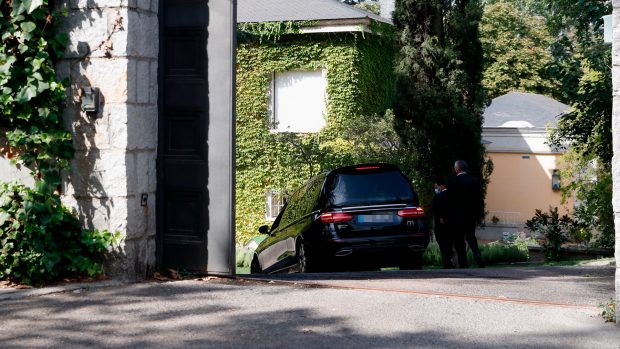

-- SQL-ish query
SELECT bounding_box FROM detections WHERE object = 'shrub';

[235,246,253,268]
[599,299,616,323]
[0,181,121,285]
[525,207,572,261]
[472,240,529,265]
[423,242,444,267]
[423,239,529,268]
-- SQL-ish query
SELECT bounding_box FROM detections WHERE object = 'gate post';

[612,0,620,323]
[58,0,159,280]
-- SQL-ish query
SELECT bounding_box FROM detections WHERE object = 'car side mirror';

[258,225,269,235]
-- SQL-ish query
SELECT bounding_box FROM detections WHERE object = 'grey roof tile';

[483,92,570,128]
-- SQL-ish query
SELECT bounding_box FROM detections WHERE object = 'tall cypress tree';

[393,0,487,207]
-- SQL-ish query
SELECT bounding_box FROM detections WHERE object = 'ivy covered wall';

[236,28,396,243]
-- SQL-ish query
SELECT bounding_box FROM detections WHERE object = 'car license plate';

[358,214,393,223]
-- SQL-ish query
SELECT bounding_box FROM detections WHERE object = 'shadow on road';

[245,264,615,281]
[0,278,618,348]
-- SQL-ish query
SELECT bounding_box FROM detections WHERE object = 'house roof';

[237,0,391,25]
[483,92,570,128]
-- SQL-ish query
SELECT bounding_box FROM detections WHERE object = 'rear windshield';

[325,170,416,207]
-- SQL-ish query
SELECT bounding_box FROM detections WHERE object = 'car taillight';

[355,166,381,170]
[397,207,425,218]
[320,212,353,223]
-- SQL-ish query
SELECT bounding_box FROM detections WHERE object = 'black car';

[250,163,429,274]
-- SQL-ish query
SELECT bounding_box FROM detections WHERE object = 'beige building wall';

[486,152,571,226]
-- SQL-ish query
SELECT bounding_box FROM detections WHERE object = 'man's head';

[454,160,468,174]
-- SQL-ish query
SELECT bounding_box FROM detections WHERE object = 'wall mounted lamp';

[551,169,561,191]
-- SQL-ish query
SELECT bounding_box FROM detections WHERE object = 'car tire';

[298,243,309,273]
[399,252,423,270]
[250,255,262,274]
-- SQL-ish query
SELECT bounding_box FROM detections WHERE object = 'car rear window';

[325,170,416,207]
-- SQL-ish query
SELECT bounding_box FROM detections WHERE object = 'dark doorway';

[157,0,210,270]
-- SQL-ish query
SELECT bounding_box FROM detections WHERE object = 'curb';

[0,279,127,301]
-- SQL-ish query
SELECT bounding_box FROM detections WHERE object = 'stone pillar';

[613,0,620,324]
[57,0,158,280]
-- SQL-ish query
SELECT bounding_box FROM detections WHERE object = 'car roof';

[327,163,401,176]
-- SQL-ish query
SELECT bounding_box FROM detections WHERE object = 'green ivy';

[1,0,72,186]
[236,28,396,243]
[238,21,317,43]
[0,2,120,285]
[0,181,121,285]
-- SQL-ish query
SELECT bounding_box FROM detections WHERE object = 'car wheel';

[250,255,262,274]
[399,252,423,270]
[298,243,309,273]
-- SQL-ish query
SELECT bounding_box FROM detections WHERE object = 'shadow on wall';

[57,1,158,279]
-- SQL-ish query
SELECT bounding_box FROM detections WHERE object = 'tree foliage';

[480,2,555,98]
[392,0,487,209]
[558,149,615,249]
[545,0,612,165]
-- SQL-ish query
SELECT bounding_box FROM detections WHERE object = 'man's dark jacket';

[431,189,449,228]
[447,173,484,227]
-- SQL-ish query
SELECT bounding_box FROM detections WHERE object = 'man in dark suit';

[448,160,485,268]
[431,178,454,269]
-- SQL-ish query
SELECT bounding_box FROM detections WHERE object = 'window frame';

[269,69,328,133]
[265,189,287,221]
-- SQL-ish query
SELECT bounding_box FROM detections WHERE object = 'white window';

[270,70,327,133]
[265,189,286,220]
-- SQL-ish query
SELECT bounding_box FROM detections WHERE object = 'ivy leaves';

[11,0,44,16]
[1,1,72,186]
[0,181,122,285]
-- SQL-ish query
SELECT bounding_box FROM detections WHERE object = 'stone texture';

[107,103,130,149]
[69,0,124,9]
[149,61,158,103]
[136,60,151,104]
[613,1,620,324]
[69,149,130,198]
[135,151,157,193]
[126,11,159,59]
[125,195,148,239]
[71,58,130,104]
[138,0,151,11]
[58,0,158,281]
[61,7,129,59]
[128,105,158,149]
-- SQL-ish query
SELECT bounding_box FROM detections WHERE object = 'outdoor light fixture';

[81,87,99,113]
[551,169,561,191]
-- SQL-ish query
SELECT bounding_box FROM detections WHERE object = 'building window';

[270,70,327,133]
[265,189,286,220]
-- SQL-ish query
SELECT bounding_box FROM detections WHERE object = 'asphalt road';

[1,265,618,348]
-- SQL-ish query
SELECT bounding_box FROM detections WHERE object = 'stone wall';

[57,0,159,280]
[613,0,620,323]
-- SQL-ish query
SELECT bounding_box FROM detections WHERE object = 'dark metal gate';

[158,0,210,270]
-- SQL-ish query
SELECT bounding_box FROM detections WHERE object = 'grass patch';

[236,266,250,275]
[423,240,530,268]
